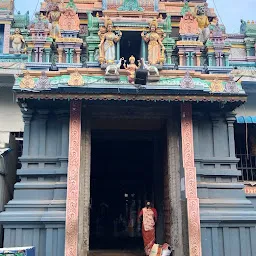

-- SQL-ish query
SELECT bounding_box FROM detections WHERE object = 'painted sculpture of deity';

[141,18,165,65]
[194,4,210,42]
[124,55,140,84]
[48,4,61,39]
[98,17,122,64]
[10,28,25,54]
[179,12,199,35]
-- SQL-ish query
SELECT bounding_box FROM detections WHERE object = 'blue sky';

[15,0,255,33]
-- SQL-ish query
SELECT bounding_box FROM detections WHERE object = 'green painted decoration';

[118,0,144,12]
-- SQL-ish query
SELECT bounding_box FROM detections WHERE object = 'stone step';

[89,250,145,256]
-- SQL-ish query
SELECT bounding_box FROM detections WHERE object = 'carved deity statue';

[98,17,122,64]
[124,55,140,84]
[10,28,25,54]
[48,4,61,39]
[194,4,210,42]
[179,12,199,35]
[141,18,165,65]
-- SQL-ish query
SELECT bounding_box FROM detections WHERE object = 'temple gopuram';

[0,0,256,256]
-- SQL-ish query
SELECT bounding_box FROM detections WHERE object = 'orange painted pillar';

[65,100,82,256]
[181,103,202,256]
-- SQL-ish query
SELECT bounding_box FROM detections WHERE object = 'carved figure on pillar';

[48,4,61,39]
[141,18,165,65]
[10,28,25,54]
[98,17,122,64]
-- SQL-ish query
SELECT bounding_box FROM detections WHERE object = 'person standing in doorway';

[138,201,157,255]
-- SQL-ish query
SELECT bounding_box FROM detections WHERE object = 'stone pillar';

[166,50,172,65]
[76,49,82,63]
[116,41,120,61]
[38,110,49,157]
[179,53,184,66]
[185,52,190,66]
[211,113,221,157]
[34,48,39,62]
[64,100,82,256]
[39,48,44,63]
[45,48,51,63]
[226,113,236,158]
[65,49,70,63]
[58,48,63,63]
[88,50,94,62]
[22,109,33,157]
[78,116,91,256]
[27,49,33,62]
[208,53,213,66]
[3,23,11,54]
[196,53,201,66]
[181,103,202,256]
[166,120,185,255]
[70,48,74,64]
[141,39,146,60]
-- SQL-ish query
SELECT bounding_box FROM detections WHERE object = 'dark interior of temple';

[120,31,141,65]
[90,132,158,251]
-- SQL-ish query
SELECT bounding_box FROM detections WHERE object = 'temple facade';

[0,1,256,256]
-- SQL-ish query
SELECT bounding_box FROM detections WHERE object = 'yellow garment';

[196,15,209,29]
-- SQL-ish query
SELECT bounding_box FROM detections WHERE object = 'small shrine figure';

[179,12,199,35]
[141,18,165,65]
[10,28,25,54]
[138,201,157,255]
[124,55,140,84]
[48,4,61,39]
[98,17,122,64]
[194,4,210,42]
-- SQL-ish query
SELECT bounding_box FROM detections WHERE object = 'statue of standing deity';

[98,17,122,64]
[141,18,165,65]
[10,28,25,54]
[48,4,61,39]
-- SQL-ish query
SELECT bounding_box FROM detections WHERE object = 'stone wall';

[0,87,23,147]
[194,111,256,256]
[0,108,69,256]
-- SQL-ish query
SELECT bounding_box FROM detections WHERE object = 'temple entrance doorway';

[89,129,164,252]
[120,31,141,65]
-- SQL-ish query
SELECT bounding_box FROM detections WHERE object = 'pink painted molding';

[3,23,11,54]
[65,100,82,256]
[181,103,202,256]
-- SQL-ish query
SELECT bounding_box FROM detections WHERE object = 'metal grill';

[237,154,256,181]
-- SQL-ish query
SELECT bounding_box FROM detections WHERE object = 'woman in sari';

[98,17,122,64]
[139,201,157,255]
[141,18,165,65]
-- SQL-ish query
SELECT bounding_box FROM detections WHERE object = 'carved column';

[76,49,82,63]
[58,48,63,63]
[181,103,202,256]
[70,48,74,64]
[3,23,11,54]
[78,115,91,256]
[185,52,190,66]
[45,48,51,63]
[65,49,70,63]
[226,113,236,158]
[196,53,201,66]
[166,120,184,255]
[179,53,184,66]
[22,109,33,157]
[65,100,82,256]
[38,110,49,157]
[211,113,221,157]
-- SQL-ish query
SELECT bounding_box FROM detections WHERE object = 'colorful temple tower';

[0,1,256,256]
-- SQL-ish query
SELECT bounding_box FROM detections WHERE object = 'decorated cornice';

[13,69,245,103]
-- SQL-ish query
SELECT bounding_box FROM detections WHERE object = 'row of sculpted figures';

[98,17,165,66]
